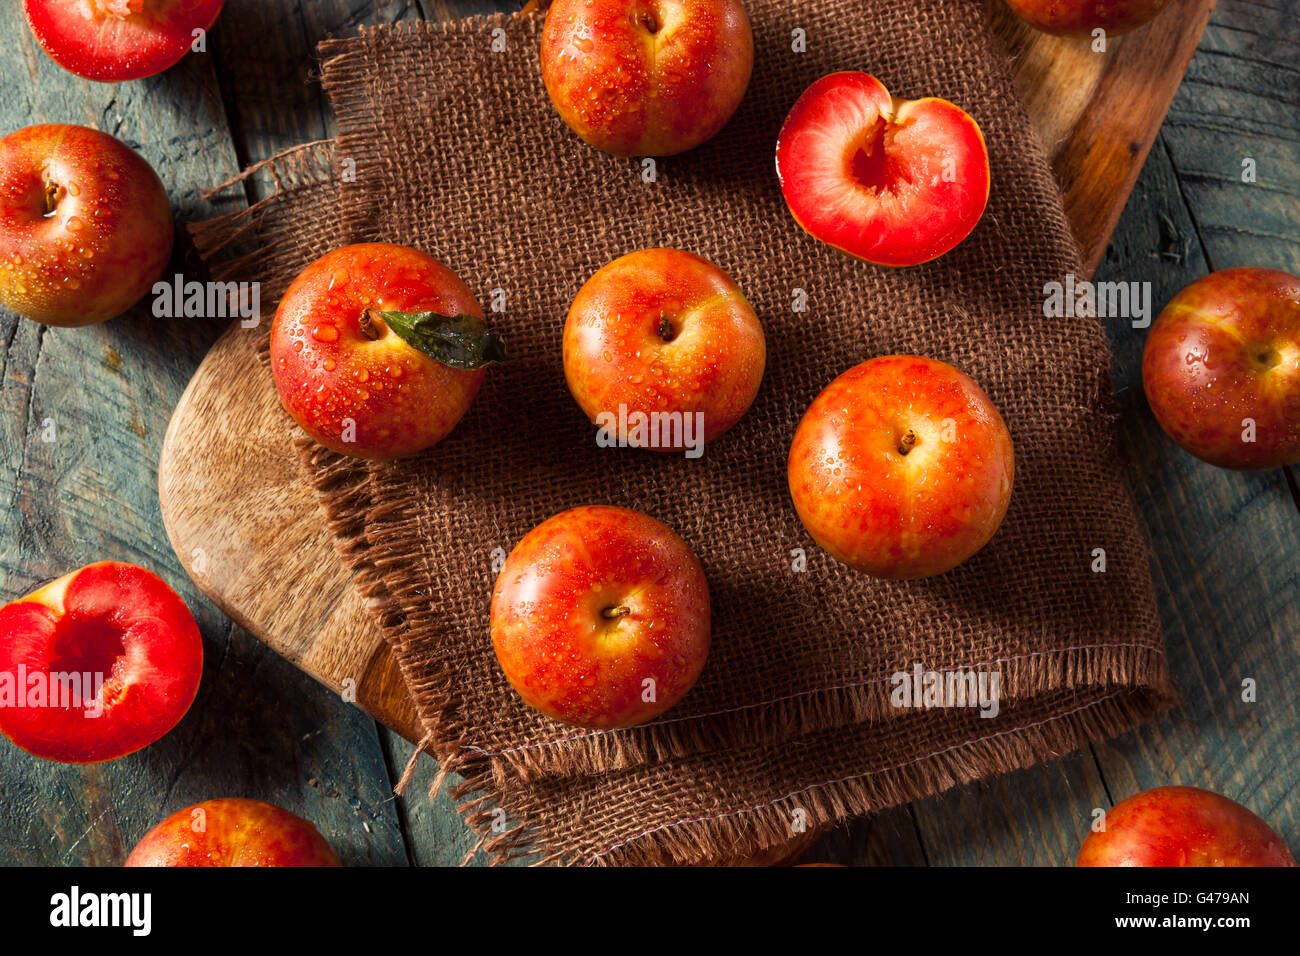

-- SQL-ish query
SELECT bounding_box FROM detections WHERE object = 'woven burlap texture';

[192,1,1177,865]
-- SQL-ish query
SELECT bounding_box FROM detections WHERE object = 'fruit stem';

[898,429,917,456]
[358,308,381,341]
[42,179,64,218]
[602,605,632,619]
[657,315,675,342]
[1256,347,1280,369]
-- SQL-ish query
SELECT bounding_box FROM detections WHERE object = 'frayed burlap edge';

[459,687,1171,866]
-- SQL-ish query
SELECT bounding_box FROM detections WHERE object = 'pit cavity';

[848,117,896,194]
[637,5,662,34]
[50,615,126,678]
[1253,345,1282,369]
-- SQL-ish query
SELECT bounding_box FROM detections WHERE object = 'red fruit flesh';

[776,72,990,267]
[0,562,203,763]
[125,798,342,867]
[24,0,225,82]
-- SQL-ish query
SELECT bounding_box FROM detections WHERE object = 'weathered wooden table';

[1,0,1296,866]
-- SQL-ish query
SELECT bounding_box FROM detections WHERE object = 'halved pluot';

[24,0,225,83]
[0,561,203,763]
[775,72,991,267]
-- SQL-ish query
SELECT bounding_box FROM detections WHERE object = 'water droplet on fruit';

[293,341,304,352]
[66,216,84,232]
[356,369,369,383]
[66,181,80,196]
[311,324,338,342]
[323,359,336,372]
[358,389,370,401]
[65,277,81,290]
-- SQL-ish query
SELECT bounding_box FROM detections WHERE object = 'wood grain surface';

[3,0,1297,867]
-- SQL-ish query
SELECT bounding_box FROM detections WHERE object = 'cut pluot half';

[24,0,225,82]
[775,72,991,267]
[0,561,202,763]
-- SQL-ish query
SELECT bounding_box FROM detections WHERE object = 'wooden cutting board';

[158,1,1216,744]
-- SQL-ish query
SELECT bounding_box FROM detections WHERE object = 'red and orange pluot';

[563,248,766,453]
[125,798,342,867]
[0,124,173,327]
[788,356,1014,579]
[540,0,753,157]
[1076,786,1296,867]
[1003,0,1173,37]
[491,505,711,729]
[1142,266,1299,470]
[776,72,990,267]
[270,242,505,461]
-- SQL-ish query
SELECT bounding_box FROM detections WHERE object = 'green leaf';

[369,309,507,371]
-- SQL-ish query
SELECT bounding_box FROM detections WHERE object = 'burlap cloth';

[192,0,1178,865]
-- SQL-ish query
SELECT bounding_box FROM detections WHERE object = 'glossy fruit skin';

[1002,0,1172,36]
[1076,786,1297,867]
[540,0,753,157]
[124,798,342,867]
[24,0,226,82]
[491,505,711,729]
[0,124,173,327]
[0,562,202,763]
[563,248,766,451]
[1142,267,1300,470]
[270,243,486,460]
[775,72,990,267]
[788,356,1014,579]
